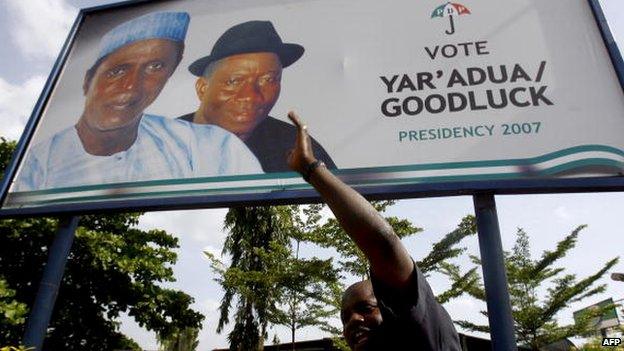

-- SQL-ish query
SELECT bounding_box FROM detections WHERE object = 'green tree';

[0,278,27,327]
[204,205,343,351]
[454,226,619,349]
[0,137,28,342]
[0,138,204,349]
[158,327,200,351]
[307,201,421,280]
[309,202,478,301]
[267,205,343,350]
[0,137,17,177]
[207,202,478,350]
[205,206,293,350]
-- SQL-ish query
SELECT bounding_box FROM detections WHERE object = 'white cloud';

[5,0,77,59]
[198,298,220,313]
[554,205,572,221]
[445,295,478,311]
[0,76,47,140]
[138,209,228,246]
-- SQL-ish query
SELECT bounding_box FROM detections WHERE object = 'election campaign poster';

[1,0,623,214]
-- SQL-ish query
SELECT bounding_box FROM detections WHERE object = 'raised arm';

[287,111,414,290]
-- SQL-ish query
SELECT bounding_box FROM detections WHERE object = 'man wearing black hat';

[178,20,336,173]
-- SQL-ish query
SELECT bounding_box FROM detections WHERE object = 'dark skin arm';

[287,111,414,291]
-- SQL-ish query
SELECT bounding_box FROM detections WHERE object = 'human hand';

[287,111,317,175]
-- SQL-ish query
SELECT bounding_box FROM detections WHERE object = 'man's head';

[193,52,282,140]
[188,21,304,140]
[341,280,383,351]
[80,12,189,133]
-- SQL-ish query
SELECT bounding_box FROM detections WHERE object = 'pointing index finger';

[288,111,305,130]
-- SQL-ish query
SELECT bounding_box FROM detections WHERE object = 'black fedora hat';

[188,20,304,76]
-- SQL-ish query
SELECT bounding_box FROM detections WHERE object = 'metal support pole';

[473,194,517,351]
[23,216,80,351]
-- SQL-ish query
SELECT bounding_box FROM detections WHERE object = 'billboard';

[1,0,623,215]
[573,298,620,333]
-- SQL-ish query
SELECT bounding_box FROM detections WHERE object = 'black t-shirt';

[370,264,462,350]
[178,114,336,173]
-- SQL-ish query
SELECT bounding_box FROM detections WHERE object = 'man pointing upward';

[287,111,461,350]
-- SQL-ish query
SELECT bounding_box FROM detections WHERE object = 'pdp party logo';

[431,2,471,35]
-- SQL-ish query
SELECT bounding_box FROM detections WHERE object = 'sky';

[1,0,624,350]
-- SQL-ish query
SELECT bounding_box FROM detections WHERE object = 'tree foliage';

[205,206,290,350]
[307,201,422,280]
[267,205,343,349]
[158,327,200,351]
[0,137,17,179]
[453,226,619,349]
[0,278,27,327]
[207,200,478,350]
[307,201,476,279]
[204,206,342,351]
[0,138,204,349]
[308,202,477,304]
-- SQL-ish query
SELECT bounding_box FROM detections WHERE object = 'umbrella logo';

[431,2,471,35]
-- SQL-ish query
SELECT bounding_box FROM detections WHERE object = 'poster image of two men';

[14,11,336,193]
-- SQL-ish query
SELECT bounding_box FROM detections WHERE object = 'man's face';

[341,282,383,351]
[82,39,180,132]
[195,52,282,140]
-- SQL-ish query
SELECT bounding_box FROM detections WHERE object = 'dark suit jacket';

[178,114,337,173]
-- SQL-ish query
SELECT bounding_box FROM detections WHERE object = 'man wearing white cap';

[15,12,261,191]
